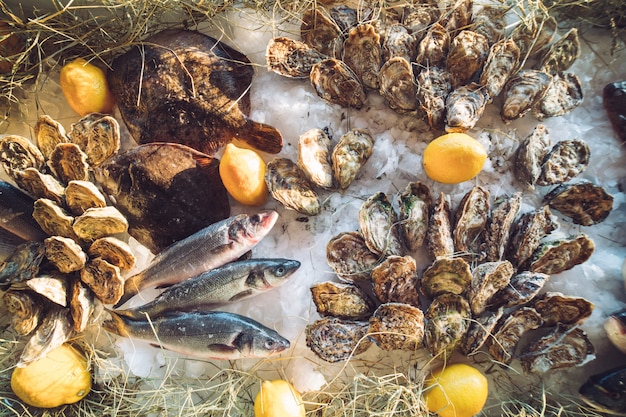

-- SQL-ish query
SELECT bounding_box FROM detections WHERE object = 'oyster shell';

[415,22,450,68]
[265,157,321,216]
[460,307,504,356]
[445,83,489,133]
[65,179,107,215]
[528,234,594,275]
[70,278,95,333]
[440,0,474,35]
[382,23,417,63]
[18,306,73,367]
[310,281,376,320]
[402,1,440,37]
[80,257,124,305]
[0,241,45,288]
[266,37,327,78]
[0,135,45,180]
[371,255,420,306]
[306,317,371,362]
[358,191,403,257]
[34,115,69,159]
[32,198,78,240]
[88,236,136,271]
[501,70,553,123]
[310,58,367,108]
[48,143,90,184]
[425,192,454,259]
[520,324,595,373]
[506,205,558,269]
[369,302,425,351]
[489,306,543,365]
[530,292,594,326]
[329,4,358,34]
[343,23,382,89]
[331,128,374,190]
[297,128,334,189]
[326,231,380,282]
[453,185,490,258]
[446,30,489,88]
[424,293,471,359]
[511,15,557,60]
[537,138,590,186]
[3,290,43,335]
[482,192,522,262]
[468,260,514,316]
[533,72,583,120]
[14,167,65,205]
[421,257,472,299]
[378,57,418,112]
[416,66,452,130]
[44,235,87,273]
[72,206,129,241]
[513,124,551,189]
[68,113,121,166]
[490,271,549,310]
[543,180,613,226]
[25,274,69,307]
[301,8,343,58]
[538,28,580,75]
[397,181,432,252]
[479,39,521,101]
[471,6,507,45]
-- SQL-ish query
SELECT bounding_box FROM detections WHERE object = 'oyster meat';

[479,39,521,101]
[453,185,490,258]
[378,57,418,112]
[369,302,425,351]
[343,23,382,89]
[445,83,490,133]
[331,128,374,190]
[424,293,471,359]
[416,66,452,130]
[326,231,380,282]
[533,72,583,120]
[446,30,489,88]
[513,124,551,189]
[482,192,522,262]
[543,180,614,226]
[490,271,550,310]
[266,37,327,78]
[506,205,558,269]
[397,181,432,252]
[297,128,334,189]
[501,70,553,123]
[358,192,403,257]
[371,255,419,306]
[489,306,543,365]
[530,292,594,326]
[468,260,515,316]
[310,58,367,109]
[421,257,472,299]
[537,138,590,186]
[306,317,371,362]
[265,157,321,216]
[310,281,376,320]
[425,192,455,259]
[538,28,580,75]
[528,234,595,275]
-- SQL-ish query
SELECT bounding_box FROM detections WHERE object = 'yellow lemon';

[423,363,489,417]
[60,58,115,116]
[219,143,268,206]
[11,343,92,408]
[254,379,306,417]
[422,133,487,184]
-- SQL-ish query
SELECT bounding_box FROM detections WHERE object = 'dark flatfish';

[579,367,626,416]
[604,80,626,142]
[94,142,230,254]
[108,30,283,156]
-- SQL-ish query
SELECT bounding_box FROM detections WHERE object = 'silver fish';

[116,211,278,307]
[0,181,47,242]
[104,310,290,360]
[117,259,300,319]
[579,367,626,416]
[604,309,626,354]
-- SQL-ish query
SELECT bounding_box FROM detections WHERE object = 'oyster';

[382,23,417,63]
[65,180,107,215]
[453,185,490,258]
[80,257,124,305]
[301,8,343,58]
[482,192,522,262]
[378,57,418,112]
[425,192,454,259]
[520,324,595,373]
[326,231,380,282]
[513,124,551,189]
[460,307,504,356]
[25,274,69,307]
[530,292,594,326]
[543,181,614,226]
[369,302,425,351]
[416,66,452,130]
[34,115,69,159]
[414,23,450,68]
[14,167,65,205]
[0,242,45,288]
[68,113,121,166]
[331,128,374,190]
[421,257,472,299]
[371,255,420,306]
[329,4,358,34]
[310,281,376,320]
[32,198,78,241]
[310,58,367,109]
[70,279,94,333]
[0,135,45,180]
[528,234,594,275]
[424,293,471,359]
[511,15,557,60]
[490,271,549,310]
[44,235,87,273]
[489,306,543,365]
[266,37,327,78]
[3,290,43,335]
[18,306,73,367]
[533,72,583,120]
[402,1,440,37]
[506,205,558,269]
[538,28,580,75]
[343,23,382,89]
[603,80,626,141]
[501,70,553,123]
[537,138,590,186]
[48,143,90,184]
[440,0,474,35]
[468,260,514,316]
[471,6,507,45]
[88,236,136,271]
[297,128,333,189]
[446,30,489,88]
[445,83,489,133]
[72,206,129,241]
[265,157,321,216]
[397,181,432,252]
[358,192,403,257]
[306,317,371,362]
[479,39,521,101]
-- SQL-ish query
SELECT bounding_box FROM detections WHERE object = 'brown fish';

[108,29,283,156]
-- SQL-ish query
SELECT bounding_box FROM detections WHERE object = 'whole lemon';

[254,379,306,417]
[423,363,488,417]
[219,143,269,206]
[11,343,92,408]
[422,133,487,184]
[60,58,115,116]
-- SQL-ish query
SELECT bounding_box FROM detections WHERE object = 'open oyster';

[528,234,595,275]
[306,317,371,362]
[536,138,590,186]
[326,231,380,282]
[397,181,432,252]
[543,181,614,226]
[468,260,514,316]
[24,274,69,307]
[421,257,472,299]
[371,255,419,306]
[358,192,403,257]
[424,293,471,359]
[310,281,376,320]
[369,302,425,351]
[265,157,321,216]
[529,292,594,326]
[489,306,543,365]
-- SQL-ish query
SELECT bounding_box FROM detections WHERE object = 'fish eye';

[265,339,276,349]
[275,266,286,276]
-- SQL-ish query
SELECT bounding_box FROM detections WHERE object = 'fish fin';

[237,120,283,154]
[102,310,131,337]
[190,153,220,174]
[229,289,254,302]
[208,344,238,354]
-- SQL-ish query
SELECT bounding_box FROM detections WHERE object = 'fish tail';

[238,120,283,154]
[103,310,132,337]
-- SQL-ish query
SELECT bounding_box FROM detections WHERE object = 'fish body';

[0,181,47,242]
[116,211,279,307]
[579,367,626,416]
[117,258,301,319]
[104,310,290,360]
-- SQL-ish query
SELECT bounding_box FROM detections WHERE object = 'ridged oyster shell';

[489,306,543,365]
[34,115,69,159]
[306,317,371,362]
[445,83,490,133]
[461,307,504,356]
[310,58,366,108]
[479,39,520,101]
[297,128,334,189]
[490,271,550,310]
[514,124,551,189]
[343,23,382,89]
[506,205,558,269]
[331,128,374,190]
[453,185,490,259]
[529,292,594,326]
[265,157,321,216]
[301,8,343,58]
[482,192,522,262]
[358,191,403,257]
[416,66,452,130]
[397,181,432,252]
[378,57,417,112]
[468,260,514,316]
[537,138,590,186]
[369,302,425,351]
[528,234,595,275]
[538,28,580,75]
[371,255,419,306]
[543,181,614,226]
[326,231,380,282]
[266,37,327,78]
[424,293,471,359]
[421,257,472,299]
[68,113,120,166]
[446,30,489,88]
[533,72,583,120]
[310,281,375,320]
[502,70,553,123]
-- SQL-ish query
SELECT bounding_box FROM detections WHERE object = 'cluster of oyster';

[0,113,135,366]
[266,0,582,132]
[265,127,374,215]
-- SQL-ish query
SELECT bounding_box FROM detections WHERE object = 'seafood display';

[579,367,626,415]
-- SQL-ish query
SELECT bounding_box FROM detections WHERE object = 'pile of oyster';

[306,124,614,373]
[0,113,135,366]
[266,0,583,132]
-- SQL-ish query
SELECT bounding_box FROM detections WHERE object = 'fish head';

[235,326,290,358]
[234,211,279,244]
[262,259,301,288]
[579,367,626,416]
